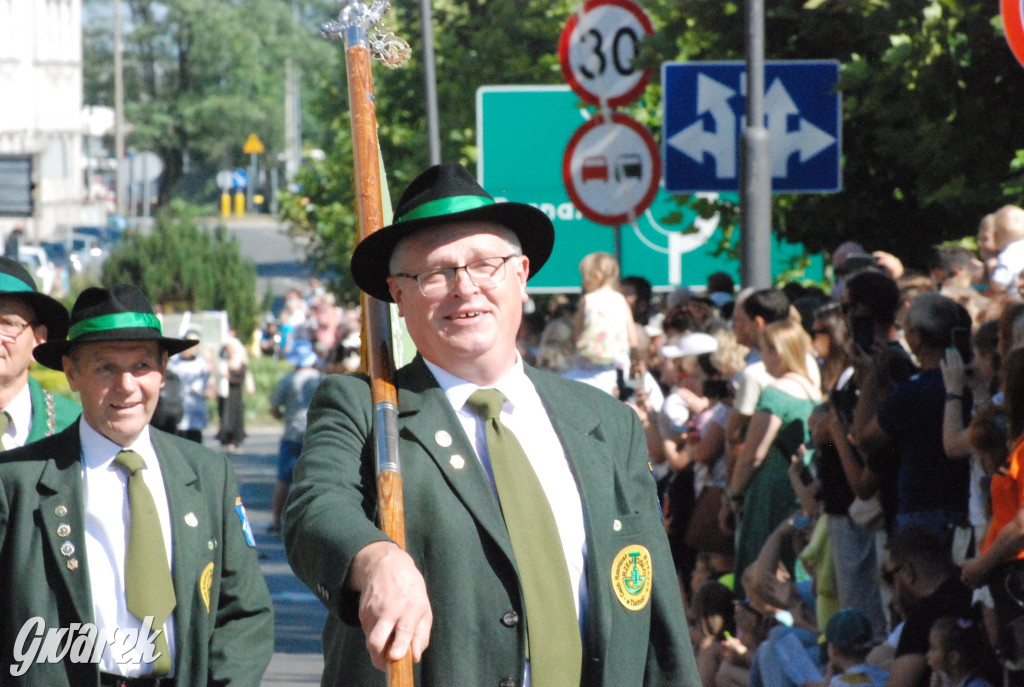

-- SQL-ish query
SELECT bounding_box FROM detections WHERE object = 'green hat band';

[398,195,494,223]
[0,273,33,293]
[68,312,162,341]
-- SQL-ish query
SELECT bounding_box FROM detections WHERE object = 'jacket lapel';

[526,367,618,672]
[397,358,514,559]
[36,424,94,625]
[26,376,49,443]
[151,431,201,665]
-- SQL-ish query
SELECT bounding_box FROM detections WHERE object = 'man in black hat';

[0,256,79,448]
[284,164,698,686]
[0,284,273,686]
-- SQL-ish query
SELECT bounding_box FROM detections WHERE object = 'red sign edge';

[562,112,662,226]
[558,0,656,108]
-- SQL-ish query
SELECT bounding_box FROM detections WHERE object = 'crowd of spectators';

[245,213,1024,686]
[507,210,1024,686]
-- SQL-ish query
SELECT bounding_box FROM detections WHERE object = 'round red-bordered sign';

[562,112,661,226]
[559,0,655,108]
[1003,0,1024,69]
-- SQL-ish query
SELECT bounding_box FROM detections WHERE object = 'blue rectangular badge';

[235,496,256,547]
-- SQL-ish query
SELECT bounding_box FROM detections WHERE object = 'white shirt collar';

[79,417,158,472]
[3,381,33,446]
[422,355,531,413]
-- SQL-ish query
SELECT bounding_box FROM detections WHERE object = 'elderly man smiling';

[0,284,273,686]
[284,163,699,687]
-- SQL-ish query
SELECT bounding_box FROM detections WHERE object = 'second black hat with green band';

[34,284,197,370]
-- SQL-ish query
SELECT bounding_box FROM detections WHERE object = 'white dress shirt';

[80,419,177,676]
[1,381,33,450]
[424,357,588,687]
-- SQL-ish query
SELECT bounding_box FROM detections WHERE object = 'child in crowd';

[818,608,889,687]
[563,251,636,395]
[926,616,997,687]
[987,204,1024,296]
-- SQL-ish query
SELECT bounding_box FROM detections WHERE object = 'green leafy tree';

[282,0,1024,287]
[671,0,1024,268]
[279,0,579,298]
[102,201,259,339]
[84,0,337,205]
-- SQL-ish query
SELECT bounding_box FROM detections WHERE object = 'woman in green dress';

[730,318,822,590]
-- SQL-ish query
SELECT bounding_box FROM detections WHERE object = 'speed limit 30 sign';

[559,0,655,107]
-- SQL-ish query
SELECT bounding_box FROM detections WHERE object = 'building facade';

[0,0,88,241]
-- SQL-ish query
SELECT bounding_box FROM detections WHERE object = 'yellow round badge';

[200,562,215,613]
[611,544,653,611]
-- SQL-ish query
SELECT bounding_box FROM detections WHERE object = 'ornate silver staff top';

[322,0,411,69]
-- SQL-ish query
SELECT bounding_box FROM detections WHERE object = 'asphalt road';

[209,215,319,310]
[202,215,332,684]
[216,424,327,686]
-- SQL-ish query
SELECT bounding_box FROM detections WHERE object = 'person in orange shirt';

[960,345,1024,678]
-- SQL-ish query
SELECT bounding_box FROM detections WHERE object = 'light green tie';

[115,450,176,676]
[0,410,10,439]
[466,389,582,687]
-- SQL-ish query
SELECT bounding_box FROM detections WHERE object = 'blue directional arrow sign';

[663,61,841,193]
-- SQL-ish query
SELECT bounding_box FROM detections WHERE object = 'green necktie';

[466,389,582,687]
[0,410,10,437]
[115,450,176,676]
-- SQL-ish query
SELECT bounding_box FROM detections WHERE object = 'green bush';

[244,355,292,425]
[102,200,259,341]
[30,365,76,401]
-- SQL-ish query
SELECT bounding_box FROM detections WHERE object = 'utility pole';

[114,0,126,218]
[740,0,772,289]
[284,57,301,183]
[284,1,302,185]
[419,0,441,165]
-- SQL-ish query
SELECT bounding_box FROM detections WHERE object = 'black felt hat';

[350,163,555,302]
[0,256,70,341]
[34,284,197,370]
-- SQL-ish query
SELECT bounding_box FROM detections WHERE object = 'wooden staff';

[324,3,412,685]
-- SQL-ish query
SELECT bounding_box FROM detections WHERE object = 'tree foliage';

[283,0,1024,285]
[84,0,337,204]
[102,201,259,339]
[278,0,578,298]
[85,0,1024,284]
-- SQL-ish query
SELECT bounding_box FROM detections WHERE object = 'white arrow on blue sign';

[662,60,841,194]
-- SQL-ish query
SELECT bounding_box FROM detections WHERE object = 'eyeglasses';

[881,563,905,586]
[393,255,519,298]
[812,328,830,337]
[0,317,35,338]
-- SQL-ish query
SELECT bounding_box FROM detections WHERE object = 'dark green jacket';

[25,375,80,443]
[284,356,699,687]
[0,423,274,686]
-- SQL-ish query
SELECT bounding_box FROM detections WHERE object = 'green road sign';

[476,85,824,292]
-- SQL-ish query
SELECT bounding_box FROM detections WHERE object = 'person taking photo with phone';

[852,293,974,554]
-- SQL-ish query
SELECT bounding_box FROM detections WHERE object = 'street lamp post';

[740,0,772,289]
[114,0,126,218]
[419,0,440,165]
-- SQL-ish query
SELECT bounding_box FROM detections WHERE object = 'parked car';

[72,224,123,249]
[40,240,74,272]
[17,246,57,295]
[70,233,108,279]
[40,240,76,293]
